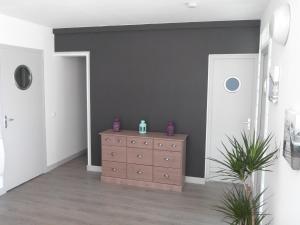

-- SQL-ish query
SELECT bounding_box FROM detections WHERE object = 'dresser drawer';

[127,148,153,165]
[154,139,183,151]
[154,150,181,168]
[102,146,126,162]
[102,161,126,178]
[127,164,152,182]
[101,134,126,147]
[153,167,182,185]
[127,136,153,149]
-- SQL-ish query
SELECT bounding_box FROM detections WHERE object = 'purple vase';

[112,117,121,132]
[166,121,175,136]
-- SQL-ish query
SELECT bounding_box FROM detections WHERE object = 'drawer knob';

[111,168,118,172]
[158,143,163,147]
[163,174,170,179]
[164,157,170,161]
[105,138,110,141]
[137,154,143,158]
[171,144,177,148]
[131,140,136,144]
[136,170,143,174]
[144,141,148,145]
[117,139,121,143]
[110,152,115,156]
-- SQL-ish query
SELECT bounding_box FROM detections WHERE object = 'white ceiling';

[0,0,269,28]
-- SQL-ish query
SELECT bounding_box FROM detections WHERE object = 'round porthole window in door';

[224,76,240,93]
[14,65,32,90]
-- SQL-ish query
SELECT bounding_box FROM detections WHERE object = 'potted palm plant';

[210,132,278,225]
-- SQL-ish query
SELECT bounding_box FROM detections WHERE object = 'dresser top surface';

[99,129,187,141]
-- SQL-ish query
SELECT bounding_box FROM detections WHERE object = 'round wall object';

[14,65,32,90]
[269,3,291,46]
[224,76,241,93]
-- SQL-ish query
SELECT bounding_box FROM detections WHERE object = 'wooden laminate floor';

[0,156,228,225]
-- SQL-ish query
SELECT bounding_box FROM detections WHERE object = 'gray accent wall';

[53,21,260,178]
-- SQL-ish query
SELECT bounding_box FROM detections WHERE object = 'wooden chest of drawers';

[100,129,187,192]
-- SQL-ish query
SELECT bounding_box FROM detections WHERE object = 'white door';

[0,46,46,191]
[206,54,258,181]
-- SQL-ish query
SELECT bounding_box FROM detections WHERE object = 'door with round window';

[206,54,258,182]
[0,46,45,192]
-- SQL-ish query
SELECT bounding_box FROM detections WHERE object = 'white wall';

[0,14,87,168]
[0,69,3,194]
[0,129,4,192]
[261,1,300,224]
[46,57,87,165]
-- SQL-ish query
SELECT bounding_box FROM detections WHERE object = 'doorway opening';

[54,52,91,169]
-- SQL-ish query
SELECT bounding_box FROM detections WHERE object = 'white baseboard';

[86,165,102,172]
[0,189,6,197]
[86,166,205,185]
[185,176,206,184]
[46,149,86,173]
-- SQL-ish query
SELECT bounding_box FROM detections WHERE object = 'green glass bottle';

[139,120,147,134]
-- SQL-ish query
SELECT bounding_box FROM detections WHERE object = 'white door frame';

[255,42,272,138]
[54,51,92,169]
[256,39,273,214]
[205,54,259,180]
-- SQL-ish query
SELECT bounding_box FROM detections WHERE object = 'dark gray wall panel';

[53,21,260,178]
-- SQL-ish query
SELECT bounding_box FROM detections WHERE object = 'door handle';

[5,115,14,128]
[243,118,251,130]
[263,79,268,95]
